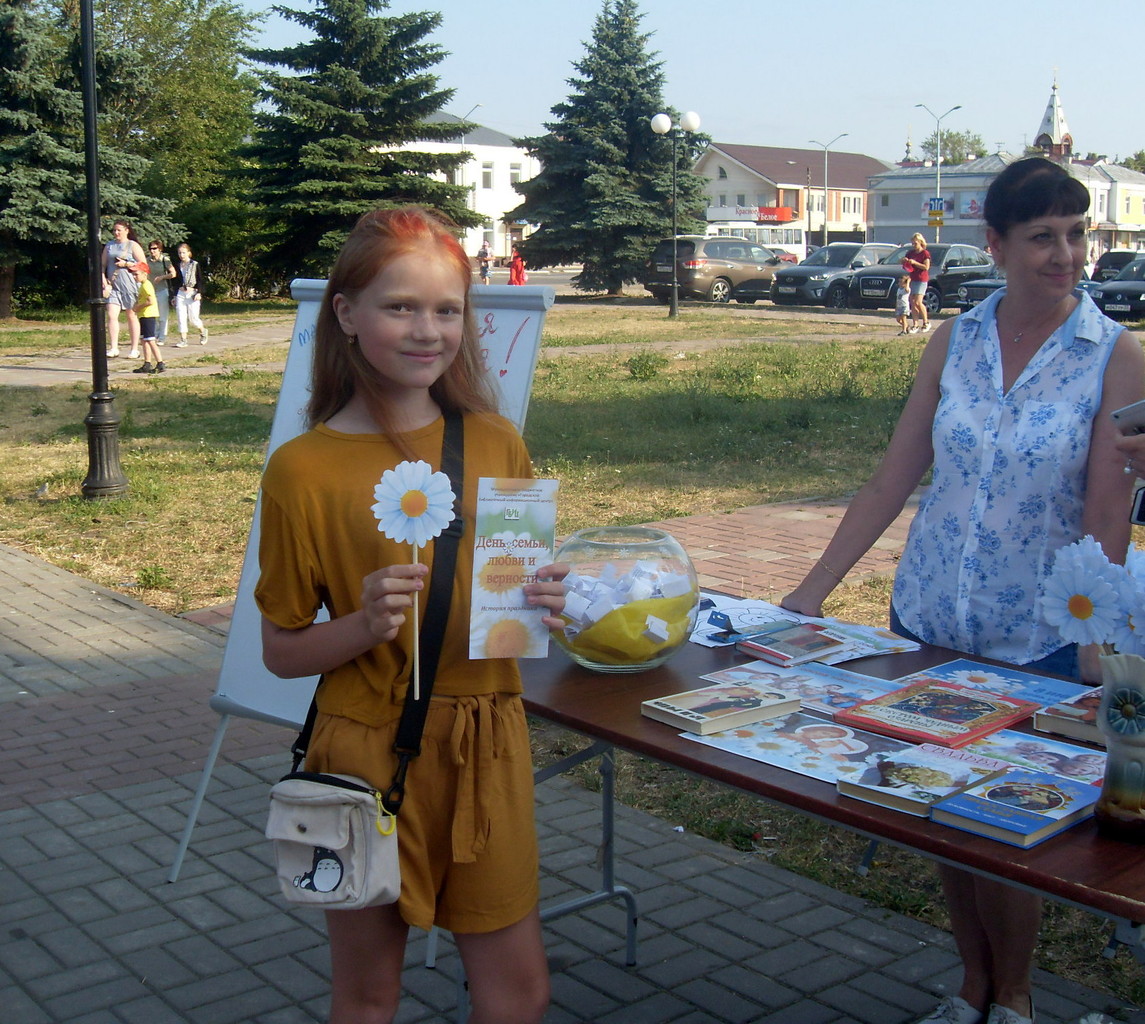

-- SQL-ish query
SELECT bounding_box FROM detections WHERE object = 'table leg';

[535,741,639,965]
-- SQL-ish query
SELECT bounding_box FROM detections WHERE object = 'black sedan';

[769,242,896,307]
[1091,259,1145,320]
[847,243,994,314]
[954,271,1101,311]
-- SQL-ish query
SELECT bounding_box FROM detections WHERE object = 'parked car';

[954,270,1101,311]
[1093,250,1143,282]
[1091,258,1145,319]
[766,247,800,264]
[847,243,994,314]
[641,235,788,303]
[770,242,897,307]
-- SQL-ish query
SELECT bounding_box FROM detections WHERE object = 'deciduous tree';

[921,129,986,167]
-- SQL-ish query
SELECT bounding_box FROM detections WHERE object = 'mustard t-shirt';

[255,412,534,726]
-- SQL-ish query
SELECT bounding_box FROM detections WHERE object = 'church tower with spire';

[1033,74,1073,159]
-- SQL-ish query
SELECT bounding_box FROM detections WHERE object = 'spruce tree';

[506,0,707,295]
[246,0,482,278]
[0,0,85,317]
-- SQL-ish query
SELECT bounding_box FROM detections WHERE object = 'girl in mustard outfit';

[256,207,565,1024]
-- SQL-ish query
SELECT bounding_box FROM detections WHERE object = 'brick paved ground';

[1,528,1140,1023]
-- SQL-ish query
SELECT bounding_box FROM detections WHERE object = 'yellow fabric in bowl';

[561,593,697,665]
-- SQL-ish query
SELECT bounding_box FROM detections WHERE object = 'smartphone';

[1133,486,1145,526]
[1112,399,1145,435]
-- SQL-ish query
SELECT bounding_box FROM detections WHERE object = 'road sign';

[928,197,945,213]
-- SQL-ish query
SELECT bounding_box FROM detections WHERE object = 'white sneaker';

[921,323,932,332]
[914,996,984,1024]
[174,340,188,348]
[199,329,209,345]
[985,1003,1034,1024]
[127,349,140,359]
[107,348,119,358]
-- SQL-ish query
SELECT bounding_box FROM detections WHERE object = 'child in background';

[255,206,565,1024]
[130,262,164,374]
[895,274,911,335]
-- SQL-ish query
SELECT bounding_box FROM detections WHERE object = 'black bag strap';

[383,410,463,813]
[290,410,465,817]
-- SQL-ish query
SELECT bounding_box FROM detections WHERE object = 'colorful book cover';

[930,769,1099,848]
[834,680,1039,748]
[894,658,1092,709]
[1033,687,1103,746]
[689,596,920,663]
[837,745,1009,816]
[685,710,913,785]
[956,730,1106,784]
[700,662,904,716]
[468,477,558,660]
[735,620,850,666]
[640,680,799,735]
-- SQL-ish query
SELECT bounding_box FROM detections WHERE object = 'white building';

[387,113,541,261]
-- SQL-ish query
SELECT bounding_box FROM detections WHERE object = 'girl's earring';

[348,334,357,345]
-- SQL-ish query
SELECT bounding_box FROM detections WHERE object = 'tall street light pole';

[79,0,128,498]
[651,110,701,318]
[809,133,848,249]
[916,103,961,242]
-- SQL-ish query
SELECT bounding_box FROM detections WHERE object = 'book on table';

[1033,686,1104,746]
[640,679,800,735]
[734,619,851,667]
[837,745,1010,816]
[893,658,1094,709]
[833,679,1040,748]
[929,768,1099,848]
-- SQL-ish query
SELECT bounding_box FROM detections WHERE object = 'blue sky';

[245,0,1142,166]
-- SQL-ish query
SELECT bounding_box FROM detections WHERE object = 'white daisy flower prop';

[1042,535,1131,646]
[371,460,457,699]
[1112,574,1145,657]
[372,460,456,548]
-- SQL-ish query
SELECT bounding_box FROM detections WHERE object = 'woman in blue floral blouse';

[783,158,1144,1024]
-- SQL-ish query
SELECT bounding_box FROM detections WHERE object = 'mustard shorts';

[306,692,539,934]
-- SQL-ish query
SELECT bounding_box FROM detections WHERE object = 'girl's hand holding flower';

[361,563,427,643]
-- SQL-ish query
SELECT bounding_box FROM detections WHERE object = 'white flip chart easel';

[168,279,554,881]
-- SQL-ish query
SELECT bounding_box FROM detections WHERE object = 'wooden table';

[521,639,1145,957]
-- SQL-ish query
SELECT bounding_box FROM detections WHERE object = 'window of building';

[1099,193,1106,214]
[736,194,746,206]
[881,194,889,207]
[718,194,727,207]
[509,163,522,185]
[482,162,493,189]
[718,167,728,179]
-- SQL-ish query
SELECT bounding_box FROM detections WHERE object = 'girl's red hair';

[307,207,497,440]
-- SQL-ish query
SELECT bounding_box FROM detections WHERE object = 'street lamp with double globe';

[650,110,702,317]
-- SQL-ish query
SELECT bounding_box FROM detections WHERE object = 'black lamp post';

[79,0,128,498]
[650,110,701,318]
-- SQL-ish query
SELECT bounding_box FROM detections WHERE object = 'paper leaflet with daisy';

[372,460,457,699]
[469,477,559,660]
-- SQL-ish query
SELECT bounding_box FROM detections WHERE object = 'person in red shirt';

[903,232,932,332]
